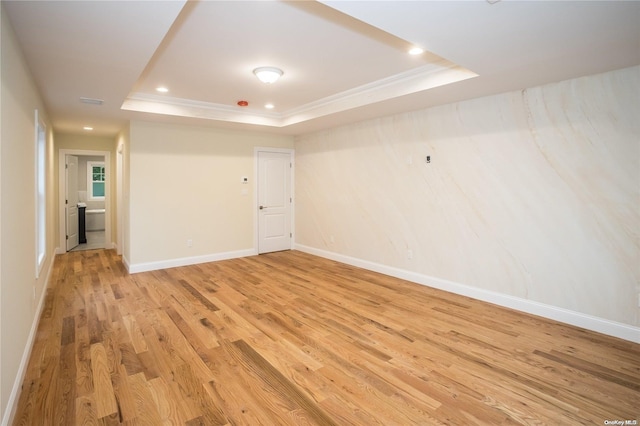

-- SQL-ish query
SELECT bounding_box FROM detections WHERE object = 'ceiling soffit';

[122,0,476,129]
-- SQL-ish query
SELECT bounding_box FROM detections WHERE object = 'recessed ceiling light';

[265,103,274,109]
[156,87,169,93]
[253,67,283,84]
[409,47,424,56]
[83,126,94,131]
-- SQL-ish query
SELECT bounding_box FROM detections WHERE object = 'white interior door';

[258,151,292,254]
[66,155,79,251]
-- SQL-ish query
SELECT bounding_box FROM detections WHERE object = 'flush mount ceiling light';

[156,86,169,93]
[409,47,424,55]
[83,126,94,131]
[253,67,283,84]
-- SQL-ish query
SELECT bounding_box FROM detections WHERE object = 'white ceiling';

[4,0,639,137]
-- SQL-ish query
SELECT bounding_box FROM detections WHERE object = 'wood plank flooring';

[13,249,640,425]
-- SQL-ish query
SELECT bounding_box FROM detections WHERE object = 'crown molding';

[121,93,283,126]
[281,63,477,126]
[121,63,477,128]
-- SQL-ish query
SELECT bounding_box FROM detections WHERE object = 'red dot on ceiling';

[237,100,249,107]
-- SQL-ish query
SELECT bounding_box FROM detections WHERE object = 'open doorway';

[58,149,111,253]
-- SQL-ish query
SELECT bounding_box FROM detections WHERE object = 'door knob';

[259,206,265,210]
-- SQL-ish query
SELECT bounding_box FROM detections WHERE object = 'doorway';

[256,148,294,254]
[65,155,79,251]
[58,149,111,253]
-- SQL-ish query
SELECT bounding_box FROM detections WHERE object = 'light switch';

[241,176,249,184]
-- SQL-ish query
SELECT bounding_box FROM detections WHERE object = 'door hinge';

[66,235,68,240]
[290,163,292,168]
[65,199,68,205]
[65,164,68,169]
[290,197,292,203]
[290,233,292,238]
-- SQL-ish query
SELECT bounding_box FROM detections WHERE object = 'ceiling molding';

[123,63,478,128]
[281,63,477,126]
[121,93,282,127]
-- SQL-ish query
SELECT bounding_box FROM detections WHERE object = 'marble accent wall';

[295,66,639,327]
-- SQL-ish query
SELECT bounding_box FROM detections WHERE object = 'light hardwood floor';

[13,249,640,425]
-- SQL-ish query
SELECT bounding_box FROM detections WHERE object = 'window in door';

[87,161,105,200]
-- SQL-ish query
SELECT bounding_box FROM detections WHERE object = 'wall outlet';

[187,239,193,248]
[407,249,413,260]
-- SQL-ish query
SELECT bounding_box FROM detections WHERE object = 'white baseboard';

[127,248,257,274]
[295,244,640,344]
[122,254,131,273]
[2,252,57,426]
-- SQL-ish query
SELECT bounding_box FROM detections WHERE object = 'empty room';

[1,1,639,424]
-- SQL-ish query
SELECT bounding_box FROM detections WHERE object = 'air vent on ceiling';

[79,97,104,105]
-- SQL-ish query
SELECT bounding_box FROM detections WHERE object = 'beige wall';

[54,133,117,248]
[127,121,293,269]
[1,6,56,420]
[117,125,130,260]
[295,66,640,328]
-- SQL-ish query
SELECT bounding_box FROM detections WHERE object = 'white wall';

[116,127,128,256]
[120,125,130,261]
[127,121,293,271]
[1,5,56,421]
[295,66,640,334]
